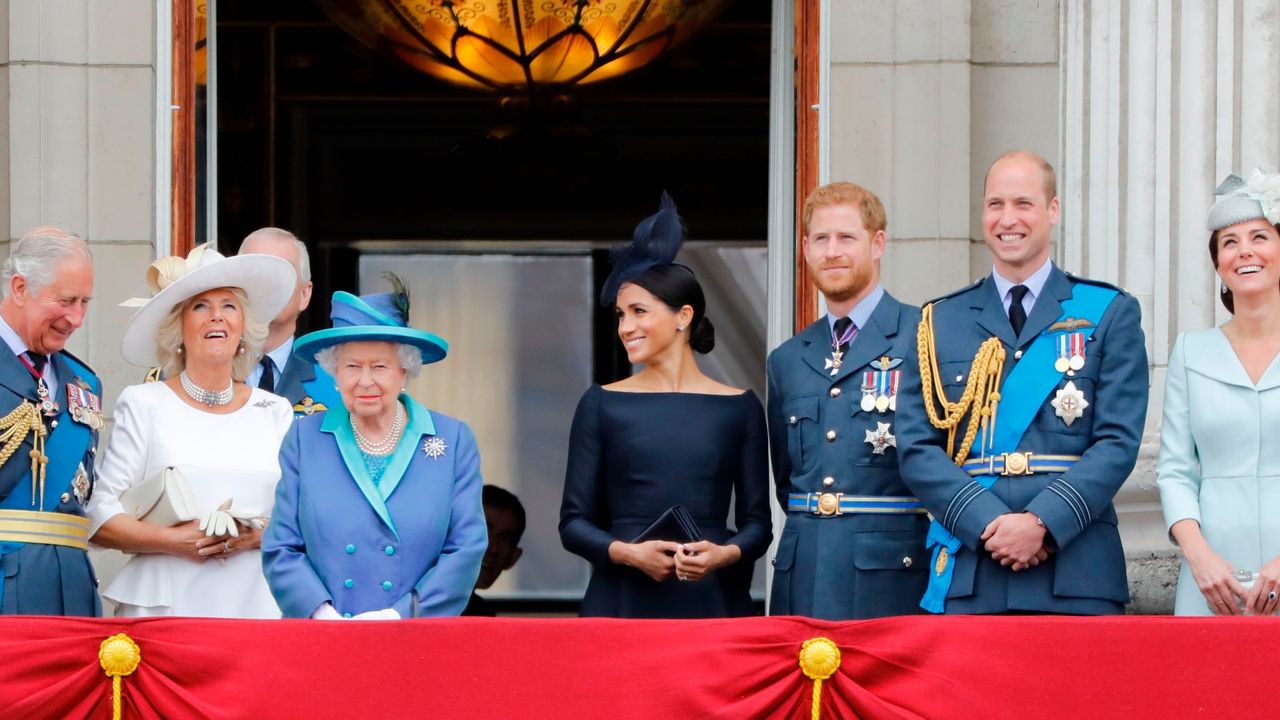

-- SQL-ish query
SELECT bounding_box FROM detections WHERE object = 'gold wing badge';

[292,396,328,416]
[916,303,1007,465]
[1047,317,1094,334]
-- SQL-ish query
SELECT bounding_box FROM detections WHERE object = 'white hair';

[3,226,93,297]
[239,227,310,283]
[315,342,424,380]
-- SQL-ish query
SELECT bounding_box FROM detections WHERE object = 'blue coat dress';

[263,394,486,618]
[767,291,930,619]
[895,265,1148,614]
[0,350,102,616]
[1157,329,1280,615]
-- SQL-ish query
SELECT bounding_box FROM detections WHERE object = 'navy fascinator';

[599,191,688,305]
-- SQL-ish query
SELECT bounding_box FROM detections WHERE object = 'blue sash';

[0,356,98,606]
[920,283,1117,613]
[294,366,341,417]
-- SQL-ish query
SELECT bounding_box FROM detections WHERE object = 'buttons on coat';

[384,545,395,556]
[829,387,841,398]
[343,612,352,619]
[381,581,393,591]
[825,430,837,442]
[955,375,964,383]
[822,476,835,488]
[902,557,913,568]
[1013,350,1024,360]
[345,544,356,554]
[50,420,58,429]
[789,415,798,425]
[344,579,355,588]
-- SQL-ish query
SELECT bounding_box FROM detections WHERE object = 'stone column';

[0,0,157,405]
[1060,0,1280,611]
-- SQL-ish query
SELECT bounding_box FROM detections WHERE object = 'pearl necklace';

[179,371,234,407]
[351,403,405,456]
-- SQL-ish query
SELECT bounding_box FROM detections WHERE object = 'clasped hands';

[191,498,269,559]
[981,512,1050,572]
[614,540,739,583]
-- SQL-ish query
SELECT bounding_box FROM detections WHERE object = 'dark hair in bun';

[628,264,715,355]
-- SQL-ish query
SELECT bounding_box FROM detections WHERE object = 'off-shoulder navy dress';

[559,385,772,618]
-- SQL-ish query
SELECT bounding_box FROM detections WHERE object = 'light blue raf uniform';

[896,262,1148,615]
[0,317,103,615]
[262,289,486,618]
[248,337,341,418]
[768,286,929,619]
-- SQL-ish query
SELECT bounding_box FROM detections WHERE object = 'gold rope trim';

[916,303,1006,464]
[0,402,47,509]
[100,633,141,720]
[799,637,841,720]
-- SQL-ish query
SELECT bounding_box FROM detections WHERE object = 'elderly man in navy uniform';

[238,227,339,416]
[896,150,1148,615]
[0,226,102,615]
[768,182,929,619]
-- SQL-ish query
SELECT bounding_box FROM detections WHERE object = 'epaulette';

[143,366,163,383]
[1064,272,1131,295]
[922,279,984,308]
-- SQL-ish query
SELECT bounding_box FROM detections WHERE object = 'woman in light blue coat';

[262,281,485,619]
[1158,168,1280,616]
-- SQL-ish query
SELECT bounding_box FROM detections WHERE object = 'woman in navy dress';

[559,193,772,618]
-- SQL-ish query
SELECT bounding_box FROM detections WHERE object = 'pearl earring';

[176,344,184,355]
[676,326,685,333]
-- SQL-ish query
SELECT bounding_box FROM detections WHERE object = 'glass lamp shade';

[315,0,734,91]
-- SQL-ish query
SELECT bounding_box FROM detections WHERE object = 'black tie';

[832,316,854,353]
[27,352,48,378]
[1008,285,1030,338]
[258,357,275,392]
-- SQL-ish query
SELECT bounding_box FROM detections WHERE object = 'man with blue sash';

[238,227,339,416]
[0,226,102,616]
[768,182,929,619]
[896,151,1148,614]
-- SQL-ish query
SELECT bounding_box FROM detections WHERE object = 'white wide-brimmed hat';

[120,243,297,367]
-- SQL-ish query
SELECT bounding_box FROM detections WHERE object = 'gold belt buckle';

[813,492,843,516]
[1001,451,1033,476]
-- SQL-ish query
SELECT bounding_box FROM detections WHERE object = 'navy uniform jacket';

[895,265,1148,614]
[0,351,101,616]
[768,291,929,619]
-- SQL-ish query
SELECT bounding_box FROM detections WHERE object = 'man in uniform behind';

[0,226,103,615]
[896,150,1148,615]
[768,182,929,619]
[238,227,339,416]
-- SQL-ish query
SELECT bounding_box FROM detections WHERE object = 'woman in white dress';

[86,244,296,617]
[1158,168,1280,615]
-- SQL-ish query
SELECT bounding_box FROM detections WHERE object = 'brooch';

[1051,381,1089,426]
[421,436,448,460]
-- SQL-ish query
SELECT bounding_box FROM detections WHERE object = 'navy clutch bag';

[631,504,702,543]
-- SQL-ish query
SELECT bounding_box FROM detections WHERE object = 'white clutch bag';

[119,466,199,527]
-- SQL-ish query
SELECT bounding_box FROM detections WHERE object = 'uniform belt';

[0,509,90,550]
[960,452,1082,477]
[787,493,925,516]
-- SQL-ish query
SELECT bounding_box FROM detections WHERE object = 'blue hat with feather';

[293,273,448,364]
[600,191,690,305]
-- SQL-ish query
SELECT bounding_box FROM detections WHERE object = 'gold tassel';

[99,633,141,720]
[799,637,841,720]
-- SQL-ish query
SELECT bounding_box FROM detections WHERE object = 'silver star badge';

[422,436,448,460]
[1051,381,1089,426]
[864,422,897,455]
[824,351,843,376]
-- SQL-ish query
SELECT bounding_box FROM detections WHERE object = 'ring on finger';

[223,540,231,554]
[1269,590,1278,603]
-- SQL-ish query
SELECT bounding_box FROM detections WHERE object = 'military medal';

[18,354,58,417]
[868,357,903,413]
[860,371,877,412]
[825,321,858,376]
[1051,380,1089,426]
[66,382,103,429]
[864,421,897,455]
[1067,332,1086,371]
[71,462,91,504]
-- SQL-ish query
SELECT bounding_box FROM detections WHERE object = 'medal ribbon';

[831,321,857,350]
[1070,332,1085,360]
[889,370,900,398]
[1056,334,1069,363]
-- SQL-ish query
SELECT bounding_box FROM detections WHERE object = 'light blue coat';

[263,394,486,618]
[1157,328,1280,615]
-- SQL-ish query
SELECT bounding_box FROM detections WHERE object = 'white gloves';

[199,498,267,537]
[311,602,343,620]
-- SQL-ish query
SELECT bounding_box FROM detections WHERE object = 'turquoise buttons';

[384,545,395,556]
[381,581,392,591]
[345,544,356,554]
[344,579,355,589]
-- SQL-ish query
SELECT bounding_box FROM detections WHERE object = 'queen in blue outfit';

[262,280,486,619]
